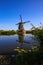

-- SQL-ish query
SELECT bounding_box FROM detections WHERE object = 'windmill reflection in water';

[14,34,31,53]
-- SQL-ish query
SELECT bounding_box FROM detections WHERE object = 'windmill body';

[18,22,25,35]
[16,15,30,35]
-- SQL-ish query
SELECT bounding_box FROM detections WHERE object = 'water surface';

[0,34,40,53]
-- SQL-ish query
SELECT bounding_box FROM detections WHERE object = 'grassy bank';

[0,30,17,35]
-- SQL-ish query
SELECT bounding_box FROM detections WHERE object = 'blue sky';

[0,0,43,30]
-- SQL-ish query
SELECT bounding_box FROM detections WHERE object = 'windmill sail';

[23,21,30,24]
[20,15,22,22]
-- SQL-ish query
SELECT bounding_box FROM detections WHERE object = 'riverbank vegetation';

[0,29,42,36]
[0,30,17,35]
[31,23,43,42]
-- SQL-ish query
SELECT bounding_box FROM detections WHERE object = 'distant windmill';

[30,23,36,30]
[40,22,43,29]
[16,15,30,35]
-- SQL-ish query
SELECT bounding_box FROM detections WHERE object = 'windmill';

[16,15,30,35]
